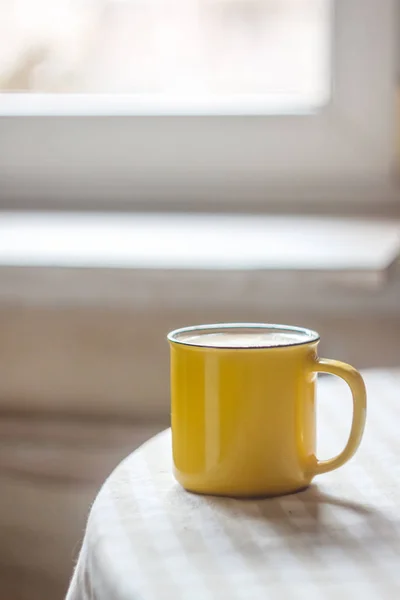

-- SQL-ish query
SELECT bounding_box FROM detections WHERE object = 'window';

[0,0,397,210]
[0,0,330,107]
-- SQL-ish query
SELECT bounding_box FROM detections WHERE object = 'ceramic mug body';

[168,324,366,498]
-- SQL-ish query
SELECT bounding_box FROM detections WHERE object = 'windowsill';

[0,212,400,309]
[2,212,400,270]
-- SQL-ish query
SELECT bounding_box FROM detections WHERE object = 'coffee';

[179,330,308,348]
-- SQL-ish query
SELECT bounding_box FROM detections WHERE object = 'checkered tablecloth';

[66,370,400,600]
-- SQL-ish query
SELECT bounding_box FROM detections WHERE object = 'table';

[66,370,400,600]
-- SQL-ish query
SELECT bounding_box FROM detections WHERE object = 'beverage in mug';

[168,323,367,498]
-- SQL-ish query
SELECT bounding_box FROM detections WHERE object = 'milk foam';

[180,331,308,348]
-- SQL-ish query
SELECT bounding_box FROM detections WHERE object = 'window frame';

[0,0,397,212]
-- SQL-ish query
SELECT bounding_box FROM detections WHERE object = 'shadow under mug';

[168,323,367,498]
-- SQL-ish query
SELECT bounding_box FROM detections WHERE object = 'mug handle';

[312,358,367,476]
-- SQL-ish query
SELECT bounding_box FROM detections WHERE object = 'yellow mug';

[168,323,367,498]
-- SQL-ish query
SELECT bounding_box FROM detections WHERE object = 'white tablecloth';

[66,370,400,600]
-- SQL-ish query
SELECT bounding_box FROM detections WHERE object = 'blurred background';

[0,1,399,598]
